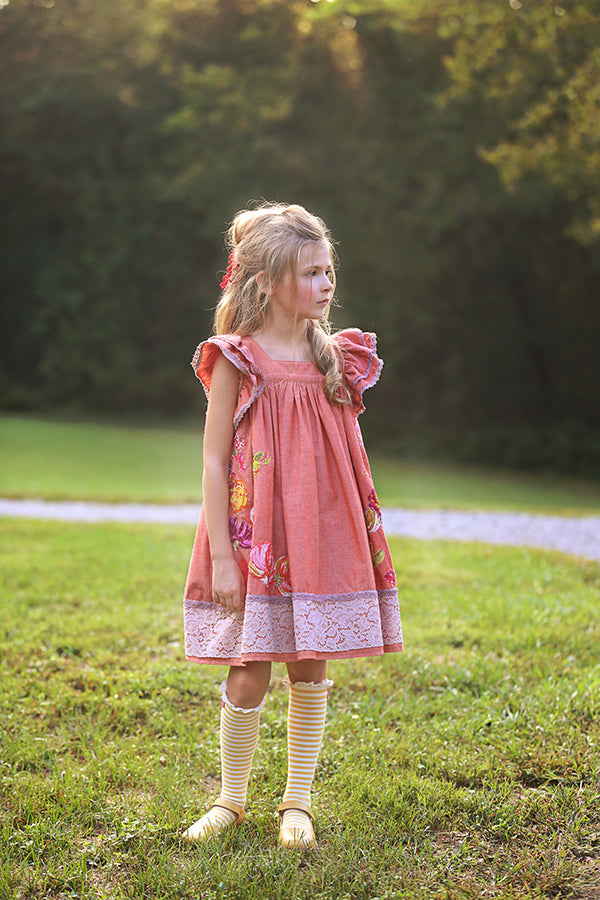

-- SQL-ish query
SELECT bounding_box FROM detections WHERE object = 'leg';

[286,659,327,685]
[279,660,332,849]
[182,661,271,841]
[226,660,271,708]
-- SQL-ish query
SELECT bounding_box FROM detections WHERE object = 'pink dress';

[183,328,403,665]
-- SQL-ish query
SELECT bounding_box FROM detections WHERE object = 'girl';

[182,202,403,849]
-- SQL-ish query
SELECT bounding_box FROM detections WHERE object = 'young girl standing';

[182,202,403,849]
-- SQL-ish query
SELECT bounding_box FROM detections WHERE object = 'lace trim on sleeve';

[190,336,266,428]
[351,331,383,408]
[334,328,384,415]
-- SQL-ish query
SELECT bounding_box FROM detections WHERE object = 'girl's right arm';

[202,352,246,613]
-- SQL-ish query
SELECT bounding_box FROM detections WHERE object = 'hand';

[211,556,246,613]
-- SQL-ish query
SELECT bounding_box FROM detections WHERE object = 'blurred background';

[1,0,599,475]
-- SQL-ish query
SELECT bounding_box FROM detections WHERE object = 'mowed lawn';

[1,518,599,899]
[2,415,600,513]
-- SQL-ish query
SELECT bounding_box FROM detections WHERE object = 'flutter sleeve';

[333,328,384,416]
[190,335,265,428]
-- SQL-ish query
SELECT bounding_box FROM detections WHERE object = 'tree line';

[1,0,599,473]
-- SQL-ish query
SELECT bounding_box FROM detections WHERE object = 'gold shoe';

[277,800,315,849]
[181,797,246,841]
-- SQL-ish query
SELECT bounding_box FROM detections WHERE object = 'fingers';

[213,589,244,613]
[212,560,246,613]
[222,596,241,613]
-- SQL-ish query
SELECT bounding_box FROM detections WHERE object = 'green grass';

[2,415,600,513]
[1,519,599,899]
[371,457,600,515]
[0,415,204,505]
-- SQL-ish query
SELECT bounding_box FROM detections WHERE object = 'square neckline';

[246,336,318,366]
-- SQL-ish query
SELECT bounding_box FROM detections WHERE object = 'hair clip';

[220,249,240,290]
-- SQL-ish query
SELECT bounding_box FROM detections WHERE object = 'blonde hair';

[214,202,350,406]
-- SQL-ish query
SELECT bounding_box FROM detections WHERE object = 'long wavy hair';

[213,202,349,406]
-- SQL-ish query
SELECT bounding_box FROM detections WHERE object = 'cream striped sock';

[280,680,331,836]
[183,685,262,841]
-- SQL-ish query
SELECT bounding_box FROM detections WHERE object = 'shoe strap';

[214,796,246,823]
[277,799,314,820]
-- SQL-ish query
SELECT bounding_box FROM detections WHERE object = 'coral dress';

[183,329,403,665]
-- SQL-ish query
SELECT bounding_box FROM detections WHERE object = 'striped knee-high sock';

[280,679,331,833]
[183,683,262,840]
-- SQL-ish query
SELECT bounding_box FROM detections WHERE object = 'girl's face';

[270,242,334,322]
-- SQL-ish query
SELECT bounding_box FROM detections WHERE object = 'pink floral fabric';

[183,329,403,665]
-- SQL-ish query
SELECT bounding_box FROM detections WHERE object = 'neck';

[262,305,309,345]
[254,307,313,361]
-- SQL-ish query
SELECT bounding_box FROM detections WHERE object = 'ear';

[256,270,271,297]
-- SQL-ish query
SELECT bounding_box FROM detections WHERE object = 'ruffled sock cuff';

[282,676,335,690]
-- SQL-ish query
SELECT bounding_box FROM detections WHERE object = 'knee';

[226,663,270,709]
[286,660,328,685]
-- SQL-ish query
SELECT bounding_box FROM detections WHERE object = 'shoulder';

[331,328,383,415]
[332,328,381,380]
[191,334,242,370]
[332,328,378,357]
[190,335,266,429]
[191,334,262,384]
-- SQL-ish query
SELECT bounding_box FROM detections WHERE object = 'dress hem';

[185,642,404,666]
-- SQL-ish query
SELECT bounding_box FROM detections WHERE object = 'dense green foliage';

[2,519,600,897]
[1,0,599,471]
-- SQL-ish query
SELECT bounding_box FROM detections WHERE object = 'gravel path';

[1,498,599,562]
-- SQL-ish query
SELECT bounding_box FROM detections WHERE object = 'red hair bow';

[220,249,240,290]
